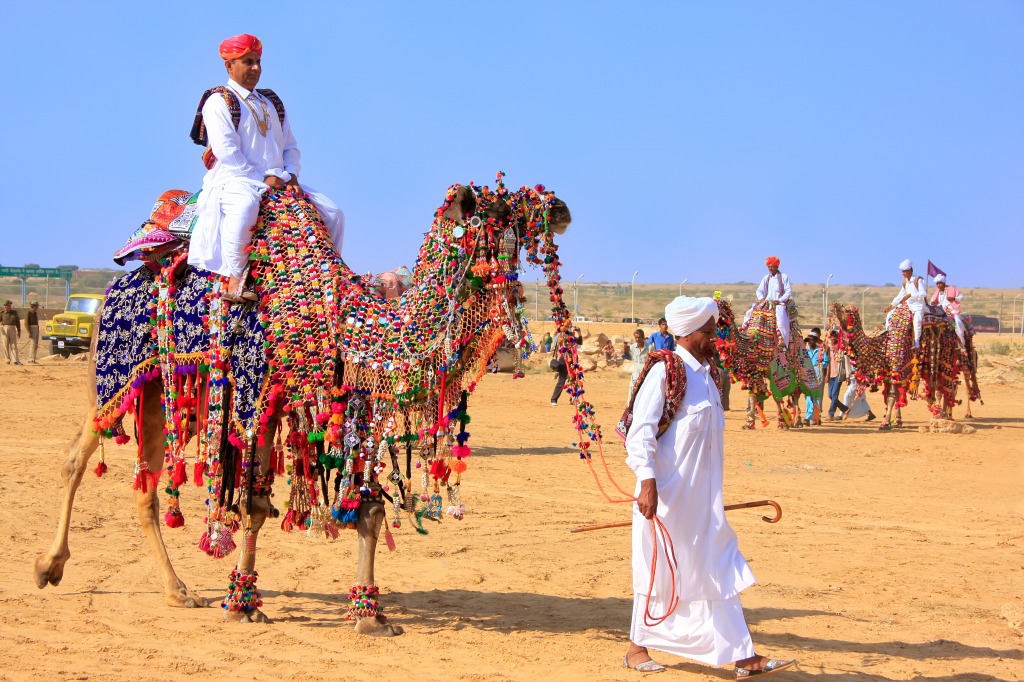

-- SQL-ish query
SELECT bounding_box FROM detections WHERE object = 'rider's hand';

[264,175,285,189]
[285,174,301,193]
[636,479,658,519]
[883,305,893,313]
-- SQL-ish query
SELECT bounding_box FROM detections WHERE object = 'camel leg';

[134,382,207,607]
[34,411,100,589]
[352,499,403,636]
[743,394,757,429]
[222,421,275,623]
[775,398,791,429]
[880,390,897,429]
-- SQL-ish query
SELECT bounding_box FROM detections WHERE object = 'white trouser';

[188,179,345,279]
[950,312,965,344]
[774,303,791,347]
[742,302,790,347]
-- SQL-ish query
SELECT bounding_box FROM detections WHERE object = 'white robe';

[842,375,873,419]
[744,272,792,347]
[625,347,756,665]
[886,277,925,344]
[187,79,344,278]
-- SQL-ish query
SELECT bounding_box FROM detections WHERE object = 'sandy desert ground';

[1,336,1022,682]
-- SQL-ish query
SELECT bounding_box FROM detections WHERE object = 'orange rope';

[581,434,680,627]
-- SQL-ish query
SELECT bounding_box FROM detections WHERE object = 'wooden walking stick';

[570,499,782,533]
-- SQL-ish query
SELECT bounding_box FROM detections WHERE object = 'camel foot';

[354,614,404,637]
[165,585,209,608]
[34,552,69,588]
[224,608,270,623]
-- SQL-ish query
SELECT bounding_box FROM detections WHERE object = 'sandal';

[735,658,796,678]
[623,654,665,673]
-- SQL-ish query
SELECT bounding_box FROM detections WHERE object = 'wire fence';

[4,273,1023,336]
[522,282,1024,335]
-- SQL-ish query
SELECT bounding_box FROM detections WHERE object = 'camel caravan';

[31,185,982,636]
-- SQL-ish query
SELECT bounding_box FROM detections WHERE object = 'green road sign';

[0,266,74,279]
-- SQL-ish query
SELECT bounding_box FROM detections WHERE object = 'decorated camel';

[35,175,571,635]
[729,300,821,429]
[830,302,980,428]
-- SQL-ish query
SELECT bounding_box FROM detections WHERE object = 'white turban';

[899,259,913,271]
[665,296,719,337]
[934,273,946,283]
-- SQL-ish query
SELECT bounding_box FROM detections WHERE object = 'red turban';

[219,34,262,61]
[765,256,781,267]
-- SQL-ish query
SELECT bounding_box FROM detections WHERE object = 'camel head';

[831,301,862,335]
[425,176,573,366]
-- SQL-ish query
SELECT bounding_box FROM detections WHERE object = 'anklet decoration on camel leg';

[347,584,382,619]
[222,568,263,613]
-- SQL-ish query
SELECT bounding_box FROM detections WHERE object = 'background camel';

[731,300,818,429]
[830,301,978,428]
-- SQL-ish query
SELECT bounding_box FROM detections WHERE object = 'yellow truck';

[45,293,105,357]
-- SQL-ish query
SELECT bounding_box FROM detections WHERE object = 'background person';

[744,256,793,348]
[929,274,965,344]
[26,302,40,364]
[1,301,22,365]
[884,259,925,349]
[646,318,676,351]
[627,329,650,398]
[803,328,823,425]
[825,330,848,420]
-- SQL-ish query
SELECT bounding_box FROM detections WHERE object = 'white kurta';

[886,277,925,343]
[625,348,756,665]
[744,272,792,346]
[187,79,344,278]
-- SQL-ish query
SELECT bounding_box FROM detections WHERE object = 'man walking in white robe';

[623,296,795,677]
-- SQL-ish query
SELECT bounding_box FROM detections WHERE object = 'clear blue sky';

[2,1,1022,288]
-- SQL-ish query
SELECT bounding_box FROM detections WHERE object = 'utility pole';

[534,281,539,322]
[631,271,639,323]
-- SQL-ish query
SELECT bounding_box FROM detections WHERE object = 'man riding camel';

[929,274,966,345]
[186,33,345,301]
[884,259,925,349]
[744,256,793,348]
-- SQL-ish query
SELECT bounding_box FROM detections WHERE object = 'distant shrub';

[987,342,1010,356]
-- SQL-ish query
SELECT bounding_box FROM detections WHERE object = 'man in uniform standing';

[1,300,22,365]
[26,302,40,364]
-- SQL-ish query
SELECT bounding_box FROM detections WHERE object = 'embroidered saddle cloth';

[96,189,351,444]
